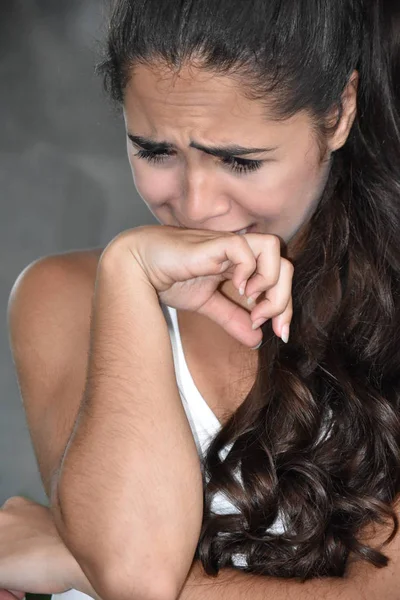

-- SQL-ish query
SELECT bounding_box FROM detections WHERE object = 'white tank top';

[160,302,287,569]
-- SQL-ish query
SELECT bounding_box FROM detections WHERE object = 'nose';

[180,166,230,225]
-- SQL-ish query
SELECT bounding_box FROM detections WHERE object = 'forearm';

[74,573,104,600]
[51,243,203,599]
[74,567,105,600]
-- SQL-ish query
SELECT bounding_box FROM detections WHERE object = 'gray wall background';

[1,0,157,504]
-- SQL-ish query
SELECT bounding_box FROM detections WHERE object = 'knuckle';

[235,233,251,250]
[276,299,290,315]
[281,257,295,275]
[265,273,279,288]
[237,233,252,248]
[267,235,281,252]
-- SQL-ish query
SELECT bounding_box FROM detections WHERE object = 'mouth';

[232,223,256,235]
[175,222,257,234]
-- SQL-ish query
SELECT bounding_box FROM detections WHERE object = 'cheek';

[129,158,180,206]
[277,155,324,210]
[248,155,325,221]
[245,166,298,218]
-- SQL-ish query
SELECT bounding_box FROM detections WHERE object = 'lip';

[175,222,256,233]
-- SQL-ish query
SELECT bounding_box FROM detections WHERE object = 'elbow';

[52,519,178,600]
[51,474,178,600]
[96,564,178,600]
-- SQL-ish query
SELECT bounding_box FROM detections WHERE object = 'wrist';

[100,233,155,293]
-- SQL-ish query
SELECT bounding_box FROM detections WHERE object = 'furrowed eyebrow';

[127,134,278,158]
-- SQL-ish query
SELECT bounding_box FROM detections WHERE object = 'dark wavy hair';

[97,0,400,581]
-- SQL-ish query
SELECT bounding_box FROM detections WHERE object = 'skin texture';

[2,65,362,597]
[123,62,358,307]
[0,591,24,600]
[0,497,89,598]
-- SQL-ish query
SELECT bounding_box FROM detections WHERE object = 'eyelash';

[134,149,263,175]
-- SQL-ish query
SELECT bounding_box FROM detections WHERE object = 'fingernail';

[252,318,266,330]
[239,282,246,296]
[251,340,262,350]
[281,324,290,343]
[247,292,260,305]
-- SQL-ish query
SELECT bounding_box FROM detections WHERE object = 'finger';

[238,234,282,298]
[0,591,25,600]
[173,233,257,284]
[249,258,294,338]
[211,235,258,292]
[197,289,263,348]
[271,294,293,341]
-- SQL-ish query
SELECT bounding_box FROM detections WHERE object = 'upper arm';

[7,250,103,497]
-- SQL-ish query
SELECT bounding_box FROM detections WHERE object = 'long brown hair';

[98,0,400,579]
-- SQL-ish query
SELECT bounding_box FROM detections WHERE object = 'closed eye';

[133,149,264,175]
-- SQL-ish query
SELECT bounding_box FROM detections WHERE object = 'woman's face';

[123,63,356,245]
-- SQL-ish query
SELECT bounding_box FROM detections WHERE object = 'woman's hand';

[107,225,294,348]
[0,589,25,600]
[0,496,94,597]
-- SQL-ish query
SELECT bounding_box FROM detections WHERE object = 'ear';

[327,70,359,152]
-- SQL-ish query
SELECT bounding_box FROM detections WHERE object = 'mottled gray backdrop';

[1,0,157,504]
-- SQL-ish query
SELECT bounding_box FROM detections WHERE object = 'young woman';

[2,0,400,598]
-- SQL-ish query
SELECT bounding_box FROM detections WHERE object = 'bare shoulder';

[7,247,106,408]
[8,246,105,326]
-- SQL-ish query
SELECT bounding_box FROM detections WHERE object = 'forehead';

[123,62,311,144]
[124,62,263,117]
